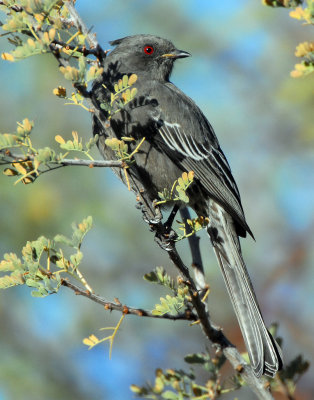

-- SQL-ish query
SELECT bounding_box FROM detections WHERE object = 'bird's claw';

[154,229,178,251]
[136,199,163,225]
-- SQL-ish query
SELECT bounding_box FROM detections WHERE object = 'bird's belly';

[131,143,184,203]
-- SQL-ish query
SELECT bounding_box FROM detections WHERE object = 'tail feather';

[207,202,283,378]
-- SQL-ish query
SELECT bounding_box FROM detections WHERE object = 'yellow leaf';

[295,42,314,57]
[3,168,18,176]
[130,385,142,394]
[55,135,65,144]
[27,38,36,49]
[34,13,45,23]
[128,74,137,86]
[42,32,49,44]
[188,170,194,181]
[22,118,33,133]
[83,338,95,347]
[12,162,27,175]
[289,7,305,20]
[72,131,79,142]
[53,86,66,97]
[89,334,98,342]
[49,28,56,41]
[22,177,33,185]
[181,171,188,183]
[1,53,14,62]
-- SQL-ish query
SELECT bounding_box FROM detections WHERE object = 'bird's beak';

[161,50,191,59]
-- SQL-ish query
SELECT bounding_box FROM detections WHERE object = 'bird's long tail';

[207,202,283,378]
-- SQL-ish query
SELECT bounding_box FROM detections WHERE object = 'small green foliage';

[272,354,310,396]
[185,352,226,374]
[291,41,314,77]
[0,216,93,296]
[54,215,93,250]
[61,132,95,159]
[105,137,130,159]
[144,267,190,317]
[262,0,303,7]
[263,0,314,77]
[0,119,99,184]
[144,266,175,290]
[157,171,194,205]
[1,0,102,88]
[130,363,228,399]
[176,216,209,241]
[100,74,138,119]
[83,314,125,359]
[152,294,186,316]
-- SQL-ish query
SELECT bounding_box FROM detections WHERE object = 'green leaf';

[0,133,18,148]
[54,234,73,247]
[36,147,56,163]
[122,74,129,88]
[143,270,159,282]
[0,253,24,272]
[0,272,25,289]
[184,353,209,364]
[130,87,138,99]
[70,250,83,267]
[162,390,178,400]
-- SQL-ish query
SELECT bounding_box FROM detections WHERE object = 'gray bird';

[91,34,283,378]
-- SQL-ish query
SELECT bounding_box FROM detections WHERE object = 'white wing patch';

[158,120,210,161]
[156,118,241,203]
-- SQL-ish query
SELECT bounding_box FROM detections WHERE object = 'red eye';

[144,45,154,55]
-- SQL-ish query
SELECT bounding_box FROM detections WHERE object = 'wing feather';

[156,119,251,235]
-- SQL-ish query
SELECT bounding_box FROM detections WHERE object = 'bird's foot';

[135,200,162,225]
[154,228,178,252]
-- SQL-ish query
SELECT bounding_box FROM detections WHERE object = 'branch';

[0,151,123,168]
[179,207,207,292]
[61,279,197,322]
[66,1,100,51]
[154,223,274,399]
[59,158,123,168]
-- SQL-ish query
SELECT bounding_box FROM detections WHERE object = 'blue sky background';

[0,1,313,399]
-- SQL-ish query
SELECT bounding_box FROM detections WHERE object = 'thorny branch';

[0,150,123,168]
[61,279,197,321]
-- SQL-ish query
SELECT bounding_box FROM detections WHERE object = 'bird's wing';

[151,84,251,236]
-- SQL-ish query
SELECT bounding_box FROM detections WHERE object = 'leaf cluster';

[0,216,93,297]
[144,267,190,316]
[100,74,138,119]
[1,0,104,87]
[130,352,236,400]
[0,119,99,184]
[176,216,210,241]
[263,0,314,77]
[157,171,195,205]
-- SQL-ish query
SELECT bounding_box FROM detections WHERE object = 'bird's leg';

[163,203,180,234]
[135,199,162,226]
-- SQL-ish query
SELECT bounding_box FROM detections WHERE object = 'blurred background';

[0,0,313,399]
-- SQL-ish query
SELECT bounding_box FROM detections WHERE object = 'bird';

[91,34,283,378]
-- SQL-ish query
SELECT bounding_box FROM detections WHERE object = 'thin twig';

[0,152,123,168]
[61,279,197,321]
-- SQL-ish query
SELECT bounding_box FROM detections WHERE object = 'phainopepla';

[91,34,283,378]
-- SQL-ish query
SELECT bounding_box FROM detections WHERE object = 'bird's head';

[106,34,191,81]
